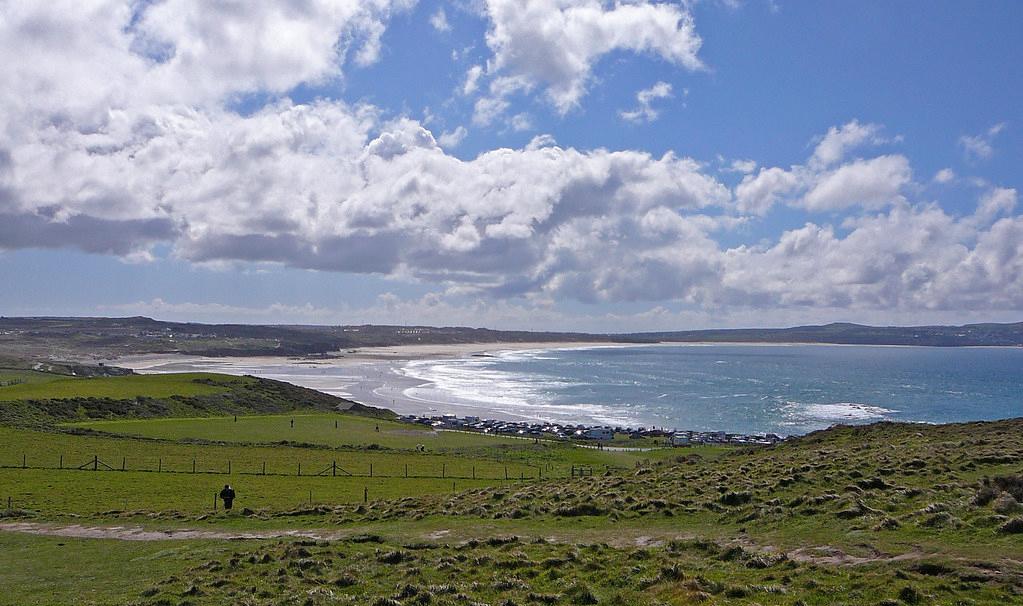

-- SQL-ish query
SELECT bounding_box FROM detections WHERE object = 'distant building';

[582,428,614,441]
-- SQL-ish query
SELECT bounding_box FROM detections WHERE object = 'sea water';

[400,344,1023,435]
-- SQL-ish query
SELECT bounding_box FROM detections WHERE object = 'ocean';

[134,343,1023,436]
[398,344,1023,435]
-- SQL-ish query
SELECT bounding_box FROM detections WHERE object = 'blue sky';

[0,1,1021,330]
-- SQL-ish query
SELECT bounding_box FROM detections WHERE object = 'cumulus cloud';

[2,5,1022,320]
[619,81,673,123]
[809,120,887,168]
[437,125,468,148]
[735,121,909,215]
[960,123,1006,161]
[473,0,702,121]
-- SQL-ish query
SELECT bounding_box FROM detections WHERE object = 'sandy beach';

[110,342,620,422]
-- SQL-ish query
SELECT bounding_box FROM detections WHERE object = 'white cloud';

[734,121,910,215]
[2,7,1022,320]
[800,155,911,212]
[509,113,533,132]
[933,168,955,183]
[619,81,673,123]
[810,120,886,168]
[462,65,485,95]
[437,125,468,148]
[430,7,451,32]
[960,122,1006,161]
[474,0,703,120]
[974,187,1018,225]
[735,167,802,215]
[720,158,757,174]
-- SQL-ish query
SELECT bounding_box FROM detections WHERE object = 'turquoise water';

[401,344,1023,435]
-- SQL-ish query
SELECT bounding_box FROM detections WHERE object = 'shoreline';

[111,342,621,425]
[107,342,1023,433]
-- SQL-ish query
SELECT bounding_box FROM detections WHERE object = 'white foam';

[799,402,896,421]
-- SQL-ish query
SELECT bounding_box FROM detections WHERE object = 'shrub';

[998,517,1023,534]
[719,491,752,506]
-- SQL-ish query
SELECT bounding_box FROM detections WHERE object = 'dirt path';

[1,521,926,568]
[0,521,348,542]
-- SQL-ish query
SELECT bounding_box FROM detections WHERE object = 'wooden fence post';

[472,466,475,480]
[442,463,445,478]
[404,463,408,478]
[332,460,337,477]
[227,460,231,475]
[297,463,301,476]
[369,463,373,477]
[121,457,126,471]
[192,459,196,474]
[505,466,508,480]
[363,487,368,503]
[262,461,266,475]
[22,454,26,469]
[93,455,98,471]
[59,455,63,470]
[158,458,162,473]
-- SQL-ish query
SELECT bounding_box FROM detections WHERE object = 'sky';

[0,0,1021,331]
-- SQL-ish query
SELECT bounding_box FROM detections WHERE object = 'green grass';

[5,365,1023,605]
[0,368,62,388]
[69,413,531,450]
[0,532,231,606]
[0,373,247,401]
[0,468,513,518]
[3,525,1020,606]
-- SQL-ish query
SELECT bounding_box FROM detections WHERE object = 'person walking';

[219,484,236,510]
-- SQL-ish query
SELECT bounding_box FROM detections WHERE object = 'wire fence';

[0,453,554,481]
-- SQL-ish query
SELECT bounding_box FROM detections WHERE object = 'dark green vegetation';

[2,362,1022,605]
[3,316,1021,361]
[0,316,626,359]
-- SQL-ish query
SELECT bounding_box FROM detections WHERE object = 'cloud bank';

[1,1,1021,320]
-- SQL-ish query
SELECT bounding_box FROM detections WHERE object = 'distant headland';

[1,316,1021,361]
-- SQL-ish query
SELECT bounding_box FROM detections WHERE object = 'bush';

[998,517,1023,534]
[898,585,923,604]
[719,491,752,506]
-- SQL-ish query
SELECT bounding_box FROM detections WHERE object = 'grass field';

[0,372,248,400]
[69,412,533,450]
[0,368,62,388]
[0,420,680,521]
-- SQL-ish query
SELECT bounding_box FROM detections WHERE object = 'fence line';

[0,454,550,481]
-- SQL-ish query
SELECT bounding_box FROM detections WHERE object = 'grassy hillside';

[0,371,394,427]
[1,418,1021,605]
[0,372,238,400]
[2,362,1022,605]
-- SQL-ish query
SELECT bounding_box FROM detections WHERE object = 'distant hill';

[0,316,1021,360]
[0,316,629,360]
[628,321,1023,347]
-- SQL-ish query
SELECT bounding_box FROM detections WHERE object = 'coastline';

[110,341,620,424]
[108,341,1023,432]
